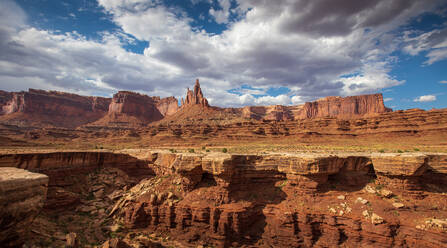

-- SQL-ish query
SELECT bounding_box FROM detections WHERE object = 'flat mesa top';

[0,167,48,182]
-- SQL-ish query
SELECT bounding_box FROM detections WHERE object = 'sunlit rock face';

[181,79,209,108]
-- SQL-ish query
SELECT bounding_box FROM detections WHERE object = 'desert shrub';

[169,148,176,153]
[222,148,228,153]
[206,149,210,152]
[188,148,195,153]
[414,148,420,151]
[202,146,206,150]
[397,150,403,153]
[378,149,385,153]
[278,180,288,188]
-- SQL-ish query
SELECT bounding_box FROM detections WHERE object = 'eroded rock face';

[237,93,391,121]
[0,90,13,113]
[298,93,392,119]
[154,96,179,117]
[181,79,209,108]
[0,167,48,247]
[241,105,294,121]
[0,152,154,209]
[107,91,164,123]
[0,89,111,128]
[372,153,447,196]
[114,152,447,248]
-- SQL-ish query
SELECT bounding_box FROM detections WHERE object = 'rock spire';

[181,79,209,108]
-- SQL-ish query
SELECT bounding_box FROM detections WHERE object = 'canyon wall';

[0,82,394,128]
[1,89,110,115]
[116,152,447,248]
[0,89,181,128]
[0,90,13,109]
[239,93,392,121]
[0,89,111,128]
[154,96,179,117]
[0,151,446,247]
[95,91,164,126]
[298,93,392,119]
[142,107,447,144]
[0,152,154,209]
[0,167,48,247]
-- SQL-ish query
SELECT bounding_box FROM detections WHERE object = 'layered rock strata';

[116,152,447,248]
[238,93,391,121]
[0,89,111,128]
[371,153,447,197]
[298,93,392,119]
[93,91,164,126]
[0,152,154,209]
[0,167,48,247]
[0,84,396,128]
[142,107,447,142]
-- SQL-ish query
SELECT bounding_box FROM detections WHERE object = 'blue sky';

[1,0,447,110]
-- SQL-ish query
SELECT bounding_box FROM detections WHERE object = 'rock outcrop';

[0,167,48,247]
[238,93,391,121]
[0,152,154,209]
[153,96,179,117]
[0,85,396,128]
[115,152,447,248]
[298,93,392,119]
[0,90,13,109]
[90,91,164,127]
[181,79,209,108]
[0,89,111,128]
[371,153,447,197]
[241,105,296,121]
[108,91,163,122]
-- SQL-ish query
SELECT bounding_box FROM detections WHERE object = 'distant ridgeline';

[0,79,392,128]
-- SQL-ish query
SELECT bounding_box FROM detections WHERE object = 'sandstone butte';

[0,79,446,248]
[0,79,394,128]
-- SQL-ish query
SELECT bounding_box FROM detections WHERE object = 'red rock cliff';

[298,93,392,119]
[0,90,13,114]
[153,96,179,117]
[106,91,163,124]
[236,94,390,121]
[0,89,111,127]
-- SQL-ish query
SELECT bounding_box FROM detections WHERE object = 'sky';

[0,0,447,110]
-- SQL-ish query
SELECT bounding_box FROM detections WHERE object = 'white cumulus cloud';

[0,0,446,107]
[414,95,436,102]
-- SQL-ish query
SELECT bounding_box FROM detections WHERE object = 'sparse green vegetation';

[188,148,195,153]
[169,148,176,153]
[206,149,210,152]
[378,149,385,153]
[414,148,420,151]
[397,149,404,153]
[278,179,288,188]
[222,148,228,153]
[202,146,206,150]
